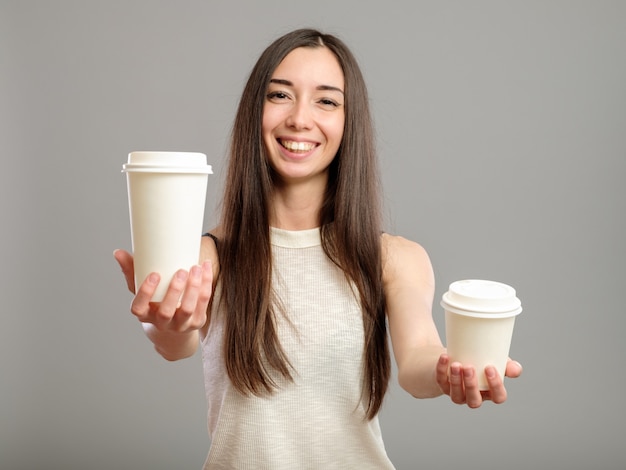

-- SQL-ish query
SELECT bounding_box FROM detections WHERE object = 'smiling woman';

[114,27,522,470]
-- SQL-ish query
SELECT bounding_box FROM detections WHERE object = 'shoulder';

[201,226,222,276]
[381,233,432,272]
[381,232,427,252]
[381,233,434,292]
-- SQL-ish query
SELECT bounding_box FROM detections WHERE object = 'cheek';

[261,104,280,135]
[329,116,345,147]
[261,118,278,152]
[261,111,272,137]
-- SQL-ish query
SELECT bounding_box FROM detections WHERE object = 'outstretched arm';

[383,234,445,398]
[383,234,522,408]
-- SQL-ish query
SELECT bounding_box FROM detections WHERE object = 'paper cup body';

[123,152,212,302]
[442,280,522,390]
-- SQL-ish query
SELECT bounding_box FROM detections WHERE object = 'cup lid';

[441,279,521,314]
[127,151,209,167]
[123,151,212,174]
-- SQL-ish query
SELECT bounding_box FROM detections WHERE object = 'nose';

[285,100,313,130]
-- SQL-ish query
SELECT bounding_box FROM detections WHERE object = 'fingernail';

[148,273,160,285]
[486,367,496,378]
[176,270,188,280]
[190,265,202,279]
[463,368,474,379]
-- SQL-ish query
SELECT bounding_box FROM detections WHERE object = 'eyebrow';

[269,78,344,95]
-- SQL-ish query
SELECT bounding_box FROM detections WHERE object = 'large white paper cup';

[123,151,213,302]
[441,279,522,390]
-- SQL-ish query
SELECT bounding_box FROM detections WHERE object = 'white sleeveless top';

[201,227,395,469]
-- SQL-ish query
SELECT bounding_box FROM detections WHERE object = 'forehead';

[271,46,344,89]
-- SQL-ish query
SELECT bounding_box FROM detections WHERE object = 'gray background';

[2,1,624,469]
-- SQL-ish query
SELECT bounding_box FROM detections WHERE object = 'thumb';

[113,249,136,294]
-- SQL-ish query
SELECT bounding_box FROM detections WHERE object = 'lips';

[278,139,317,153]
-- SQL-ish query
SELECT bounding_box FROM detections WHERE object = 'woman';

[114,28,522,469]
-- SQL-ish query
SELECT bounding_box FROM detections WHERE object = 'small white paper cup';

[441,280,522,390]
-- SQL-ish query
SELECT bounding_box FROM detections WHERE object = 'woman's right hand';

[113,249,213,334]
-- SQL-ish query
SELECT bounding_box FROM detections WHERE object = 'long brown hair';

[217,28,389,419]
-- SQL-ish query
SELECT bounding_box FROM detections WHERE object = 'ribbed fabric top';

[201,227,395,469]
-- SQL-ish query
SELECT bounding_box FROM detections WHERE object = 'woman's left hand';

[436,354,523,408]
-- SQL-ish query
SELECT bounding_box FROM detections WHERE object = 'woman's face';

[262,46,345,186]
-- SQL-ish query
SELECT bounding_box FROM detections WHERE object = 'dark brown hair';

[217,28,389,419]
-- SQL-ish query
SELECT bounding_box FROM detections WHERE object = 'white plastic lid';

[123,151,213,174]
[441,279,522,315]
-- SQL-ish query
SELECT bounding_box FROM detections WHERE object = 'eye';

[267,91,290,102]
[318,98,341,109]
[320,98,337,106]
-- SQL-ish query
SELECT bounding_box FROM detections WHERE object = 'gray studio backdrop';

[2,1,625,469]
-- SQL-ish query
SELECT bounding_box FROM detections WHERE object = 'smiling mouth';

[279,139,317,153]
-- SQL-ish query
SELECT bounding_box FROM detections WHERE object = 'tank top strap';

[202,232,219,247]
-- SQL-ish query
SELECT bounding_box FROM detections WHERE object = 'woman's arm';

[383,234,522,408]
[383,234,445,398]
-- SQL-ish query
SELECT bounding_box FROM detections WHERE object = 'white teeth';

[281,140,315,152]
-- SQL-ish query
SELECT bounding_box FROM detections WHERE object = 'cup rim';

[441,300,522,318]
[122,164,213,174]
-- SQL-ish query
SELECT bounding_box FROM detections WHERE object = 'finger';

[193,260,213,321]
[505,359,523,378]
[462,366,483,409]
[175,265,204,329]
[130,272,160,321]
[113,249,136,293]
[448,362,466,404]
[156,269,189,326]
[436,354,451,394]
[485,366,508,404]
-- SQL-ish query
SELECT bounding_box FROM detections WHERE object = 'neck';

[270,179,325,230]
